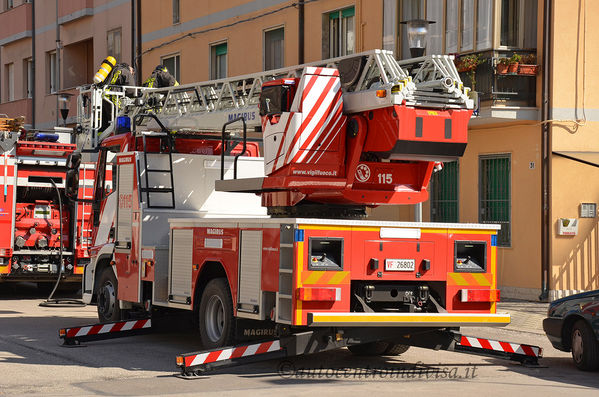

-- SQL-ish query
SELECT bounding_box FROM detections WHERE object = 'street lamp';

[401,19,435,58]
[58,93,72,126]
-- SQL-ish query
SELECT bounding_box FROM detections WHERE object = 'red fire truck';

[0,117,97,288]
[60,51,541,372]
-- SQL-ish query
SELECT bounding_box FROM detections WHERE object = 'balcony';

[454,50,539,123]
[58,0,93,25]
[0,2,32,45]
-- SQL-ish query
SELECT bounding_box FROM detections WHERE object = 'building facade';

[0,0,596,300]
[0,0,135,129]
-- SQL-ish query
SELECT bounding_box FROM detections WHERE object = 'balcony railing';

[455,50,538,109]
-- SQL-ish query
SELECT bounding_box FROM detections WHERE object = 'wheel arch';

[193,261,232,312]
[562,314,588,350]
[90,255,116,301]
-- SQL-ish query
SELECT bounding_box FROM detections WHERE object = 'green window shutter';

[479,155,511,247]
[330,7,354,20]
[430,161,459,223]
[341,7,355,18]
[215,43,227,56]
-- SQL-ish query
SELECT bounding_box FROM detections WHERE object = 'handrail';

[220,116,247,180]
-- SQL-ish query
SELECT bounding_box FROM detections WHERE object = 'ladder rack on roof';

[77,50,473,150]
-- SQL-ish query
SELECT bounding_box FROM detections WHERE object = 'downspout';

[31,0,36,128]
[131,0,135,75]
[298,0,304,64]
[136,0,142,85]
[55,0,60,126]
[540,0,553,301]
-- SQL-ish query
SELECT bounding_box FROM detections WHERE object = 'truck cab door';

[114,153,140,302]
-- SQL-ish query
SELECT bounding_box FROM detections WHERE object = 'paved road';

[0,283,598,396]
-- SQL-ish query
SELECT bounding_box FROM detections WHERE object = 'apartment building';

[0,0,596,300]
[0,0,135,128]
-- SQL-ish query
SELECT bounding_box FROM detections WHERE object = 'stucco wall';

[462,123,542,292]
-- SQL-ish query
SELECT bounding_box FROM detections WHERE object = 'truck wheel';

[384,343,410,356]
[198,278,234,349]
[571,320,599,371]
[96,268,121,323]
[347,341,389,356]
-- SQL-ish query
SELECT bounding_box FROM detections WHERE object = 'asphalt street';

[0,282,598,396]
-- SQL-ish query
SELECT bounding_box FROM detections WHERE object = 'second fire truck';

[0,116,97,288]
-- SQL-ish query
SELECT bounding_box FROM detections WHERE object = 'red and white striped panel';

[183,340,281,368]
[459,335,541,357]
[65,319,151,338]
[270,67,345,173]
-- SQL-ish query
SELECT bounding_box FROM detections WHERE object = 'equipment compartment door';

[169,228,193,303]
[238,230,263,317]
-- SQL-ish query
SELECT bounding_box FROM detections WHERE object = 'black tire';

[571,319,599,371]
[198,278,235,349]
[347,341,390,356]
[384,343,411,356]
[96,267,121,323]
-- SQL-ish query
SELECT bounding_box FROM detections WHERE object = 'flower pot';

[518,64,538,75]
[507,62,519,73]
[496,63,509,74]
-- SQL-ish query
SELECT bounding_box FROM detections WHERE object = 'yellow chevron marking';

[303,271,322,285]
[328,271,350,285]
[295,240,304,325]
[448,273,469,286]
[472,273,491,286]
[311,313,511,324]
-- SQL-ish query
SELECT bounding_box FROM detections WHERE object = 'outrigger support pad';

[175,328,543,376]
[59,318,152,346]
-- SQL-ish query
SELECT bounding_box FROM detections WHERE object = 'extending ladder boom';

[77,50,474,149]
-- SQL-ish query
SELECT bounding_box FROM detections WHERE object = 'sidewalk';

[497,299,548,334]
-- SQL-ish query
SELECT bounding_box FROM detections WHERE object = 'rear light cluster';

[460,289,500,303]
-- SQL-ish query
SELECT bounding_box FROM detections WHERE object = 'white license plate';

[385,259,415,271]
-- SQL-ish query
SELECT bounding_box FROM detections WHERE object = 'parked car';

[543,290,599,371]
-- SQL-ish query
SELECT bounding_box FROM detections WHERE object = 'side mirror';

[66,151,81,169]
[65,151,81,200]
[65,169,79,200]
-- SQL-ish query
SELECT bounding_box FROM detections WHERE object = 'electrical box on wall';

[557,218,578,236]
[580,203,596,218]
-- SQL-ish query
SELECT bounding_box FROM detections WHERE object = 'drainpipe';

[298,0,304,64]
[55,0,60,126]
[131,0,135,72]
[31,0,36,128]
[540,0,553,301]
[136,0,142,85]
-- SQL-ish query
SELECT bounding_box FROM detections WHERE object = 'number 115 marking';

[377,173,393,184]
